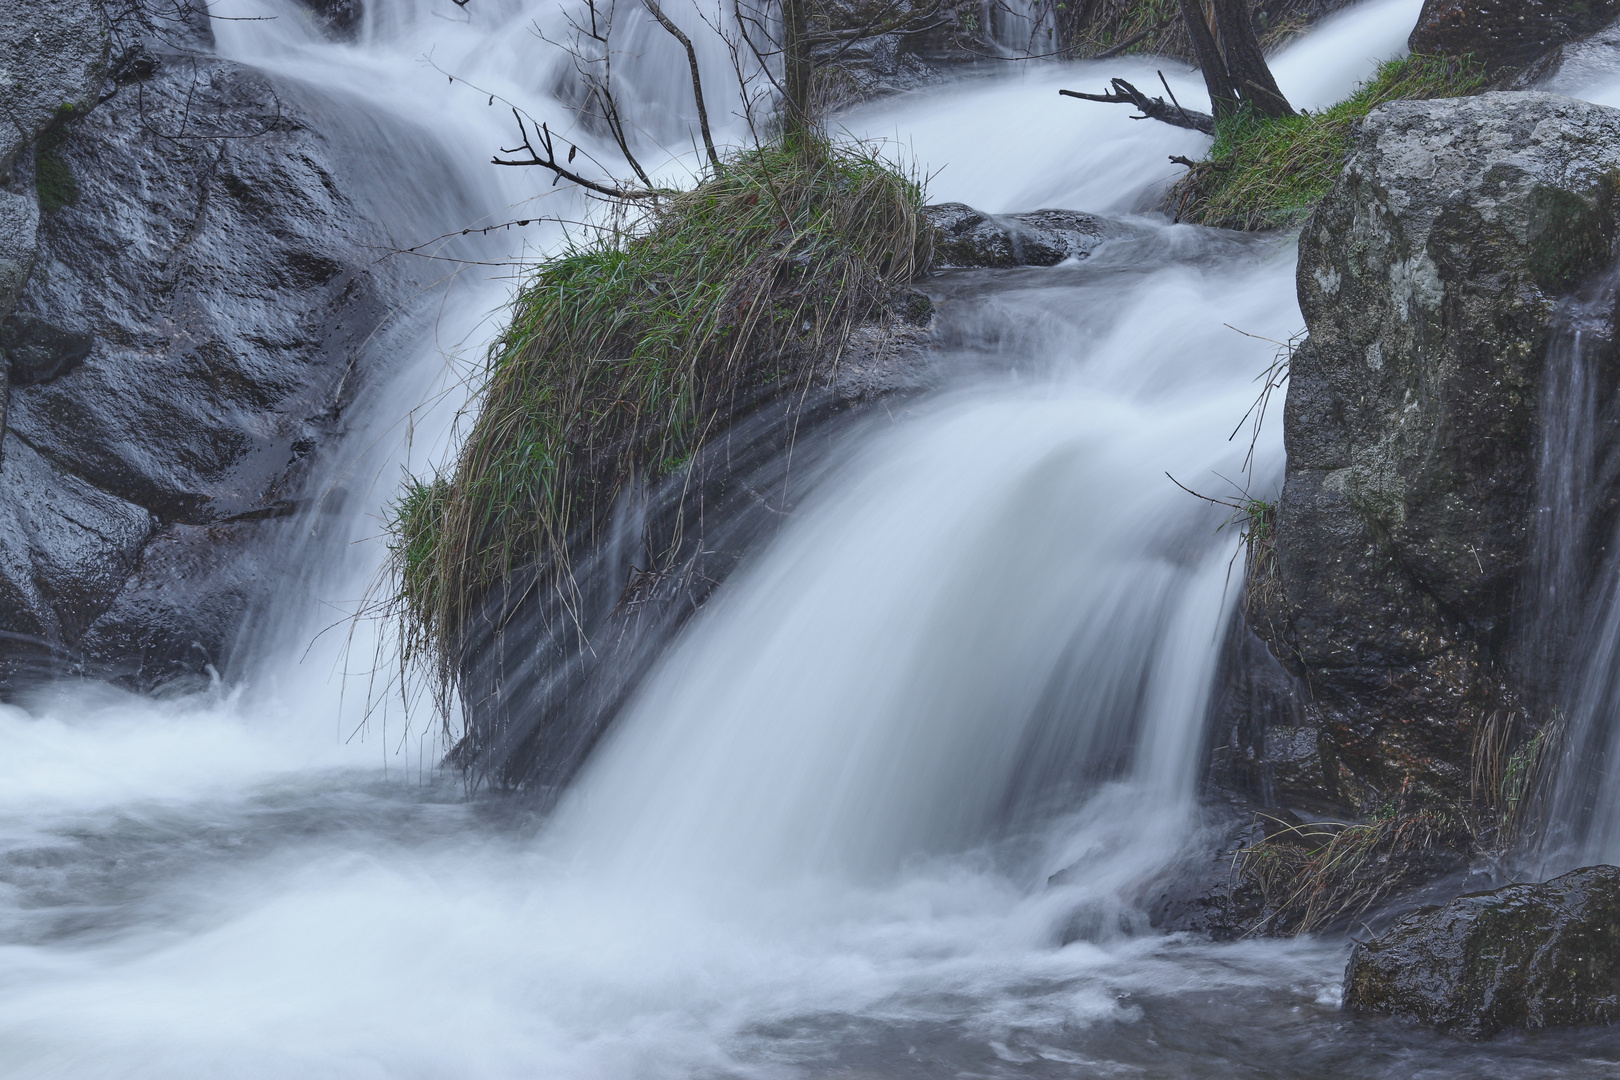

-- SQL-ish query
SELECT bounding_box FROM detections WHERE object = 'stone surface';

[1345,865,1620,1036]
[0,0,108,449]
[1254,93,1620,813]
[0,45,421,689]
[0,0,108,173]
[813,0,995,107]
[924,203,1126,269]
[1411,0,1620,86]
[293,0,364,40]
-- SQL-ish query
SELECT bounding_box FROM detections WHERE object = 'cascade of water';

[16,4,1605,1077]
[1532,268,1620,867]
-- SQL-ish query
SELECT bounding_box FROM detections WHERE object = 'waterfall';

[27,2,1619,1077]
[1532,266,1620,868]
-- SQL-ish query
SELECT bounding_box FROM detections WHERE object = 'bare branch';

[641,0,722,168]
[1059,78,1214,134]
[493,109,664,200]
[1091,13,1178,59]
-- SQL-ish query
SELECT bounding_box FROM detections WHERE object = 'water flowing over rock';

[1254,92,1620,816]
[0,14,416,690]
[1345,864,1620,1036]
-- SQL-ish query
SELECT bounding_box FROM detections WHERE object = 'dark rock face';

[1254,93,1620,814]
[814,0,995,106]
[924,203,1128,269]
[1345,865,1620,1036]
[0,43,415,689]
[0,0,109,443]
[1411,0,1620,86]
[293,0,364,40]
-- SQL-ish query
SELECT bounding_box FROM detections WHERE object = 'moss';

[34,127,78,213]
[1172,54,1486,232]
[387,138,926,693]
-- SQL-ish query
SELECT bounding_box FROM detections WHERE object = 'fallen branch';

[1059,77,1214,133]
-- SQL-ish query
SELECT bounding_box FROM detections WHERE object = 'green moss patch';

[1172,54,1486,232]
[387,139,926,691]
[35,127,79,213]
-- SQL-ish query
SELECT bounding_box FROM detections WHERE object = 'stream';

[6,0,1620,1076]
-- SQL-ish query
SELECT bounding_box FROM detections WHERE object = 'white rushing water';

[18,1,1620,1077]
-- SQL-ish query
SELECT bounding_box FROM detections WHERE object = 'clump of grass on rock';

[1173,54,1485,231]
[388,137,928,699]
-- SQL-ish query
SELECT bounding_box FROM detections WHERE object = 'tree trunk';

[1179,0,1240,121]
[780,0,814,141]
[1212,0,1294,117]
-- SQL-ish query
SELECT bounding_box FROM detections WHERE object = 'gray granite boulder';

[1255,93,1620,812]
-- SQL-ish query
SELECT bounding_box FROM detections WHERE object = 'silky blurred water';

[5,1,1620,1076]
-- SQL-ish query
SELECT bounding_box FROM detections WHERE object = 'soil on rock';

[1345,865,1620,1037]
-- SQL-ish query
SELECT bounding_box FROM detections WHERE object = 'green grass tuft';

[386,137,927,697]
[1172,54,1486,232]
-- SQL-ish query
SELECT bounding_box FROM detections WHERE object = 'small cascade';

[19,2,1619,1077]
[1533,266,1620,866]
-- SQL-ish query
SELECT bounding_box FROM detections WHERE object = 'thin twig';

[641,0,721,168]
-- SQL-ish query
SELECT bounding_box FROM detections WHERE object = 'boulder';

[1253,92,1620,813]
[924,203,1127,269]
[0,0,108,443]
[1410,0,1620,86]
[0,42,426,690]
[1345,865,1620,1036]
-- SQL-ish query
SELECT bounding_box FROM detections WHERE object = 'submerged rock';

[1345,865,1620,1036]
[1253,92,1620,814]
[924,203,1125,269]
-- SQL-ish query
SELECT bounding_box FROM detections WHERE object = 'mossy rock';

[1345,865,1620,1037]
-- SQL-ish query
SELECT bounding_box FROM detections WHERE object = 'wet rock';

[813,0,993,106]
[1345,865,1620,1036]
[1,315,93,386]
[0,1,108,173]
[1411,0,1620,87]
[1253,93,1620,812]
[293,0,365,40]
[0,0,108,442]
[0,45,416,690]
[0,435,150,673]
[924,203,1121,269]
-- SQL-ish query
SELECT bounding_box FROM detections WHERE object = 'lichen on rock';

[1255,92,1620,821]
